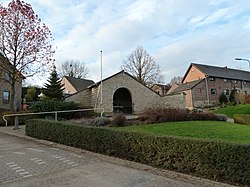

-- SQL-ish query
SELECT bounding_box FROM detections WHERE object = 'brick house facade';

[170,63,250,108]
[65,71,186,114]
[0,54,23,111]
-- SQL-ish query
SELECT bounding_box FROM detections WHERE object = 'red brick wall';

[192,79,208,107]
[191,78,250,106]
[183,65,205,83]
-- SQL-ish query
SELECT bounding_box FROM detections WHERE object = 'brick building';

[61,76,94,95]
[170,63,250,108]
[0,54,23,111]
[65,71,185,114]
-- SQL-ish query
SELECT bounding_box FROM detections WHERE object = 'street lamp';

[235,58,250,69]
[100,50,103,117]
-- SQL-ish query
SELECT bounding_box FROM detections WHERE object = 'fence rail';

[2,108,104,127]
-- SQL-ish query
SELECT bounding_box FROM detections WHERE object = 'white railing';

[2,108,104,127]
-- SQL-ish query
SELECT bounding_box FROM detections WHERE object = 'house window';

[243,81,247,85]
[224,79,227,83]
[3,71,11,81]
[234,80,237,84]
[224,89,229,95]
[211,88,217,95]
[2,91,10,103]
[209,77,215,81]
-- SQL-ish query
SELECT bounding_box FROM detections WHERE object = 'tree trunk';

[9,81,16,112]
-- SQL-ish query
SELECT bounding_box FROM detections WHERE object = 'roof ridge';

[192,62,250,73]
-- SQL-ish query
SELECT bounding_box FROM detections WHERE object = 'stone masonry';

[66,71,186,114]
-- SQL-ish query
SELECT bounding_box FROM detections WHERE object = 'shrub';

[30,100,81,120]
[139,108,188,124]
[139,108,225,124]
[76,117,111,127]
[229,89,237,105]
[188,112,224,121]
[111,113,126,127]
[234,114,250,126]
[26,119,250,186]
[30,100,79,112]
[94,117,111,126]
[219,93,228,106]
[73,110,97,119]
[236,94,246,104]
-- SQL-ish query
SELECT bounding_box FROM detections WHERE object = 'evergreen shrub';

[234,114,250,126]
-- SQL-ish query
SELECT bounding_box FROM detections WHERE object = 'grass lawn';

[215,104,250,118]
[115,121,250,144]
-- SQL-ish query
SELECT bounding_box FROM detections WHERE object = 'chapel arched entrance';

[113,88,132,114]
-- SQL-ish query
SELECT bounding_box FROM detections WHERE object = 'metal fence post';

[55,112,58,121]
[13,116,19,130]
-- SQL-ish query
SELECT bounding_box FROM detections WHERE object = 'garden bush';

[234,114,250,126]
[139,108,225,124]
[219,93,228,106]
[30,100,93,120]
[111,113,126,127]
[76,117,111,127]
[30,100,79,112]
[26,119,250,186]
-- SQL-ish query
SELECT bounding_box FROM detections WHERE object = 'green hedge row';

[234,114,250,126]
[30,100,79,112]
[26,119,250,186]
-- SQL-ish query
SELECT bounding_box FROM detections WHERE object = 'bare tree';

[170,76,183,85]
[0,0,54,111]
[121,46,164,85]
[58,59,89,79]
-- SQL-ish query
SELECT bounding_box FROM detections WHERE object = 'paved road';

[0,132,233,187]
[0,134,84,183]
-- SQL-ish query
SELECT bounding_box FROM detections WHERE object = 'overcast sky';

[3,0,250,86]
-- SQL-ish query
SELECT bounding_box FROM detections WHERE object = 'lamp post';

[235,58,250,69]
[69,64,73,77]
[100,50,103,117]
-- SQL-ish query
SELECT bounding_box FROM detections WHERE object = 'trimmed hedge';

[234,114,250,126]
[26,119,250,186]
[30,100,79,112]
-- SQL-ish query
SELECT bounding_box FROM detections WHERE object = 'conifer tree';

[43,67,64,100]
